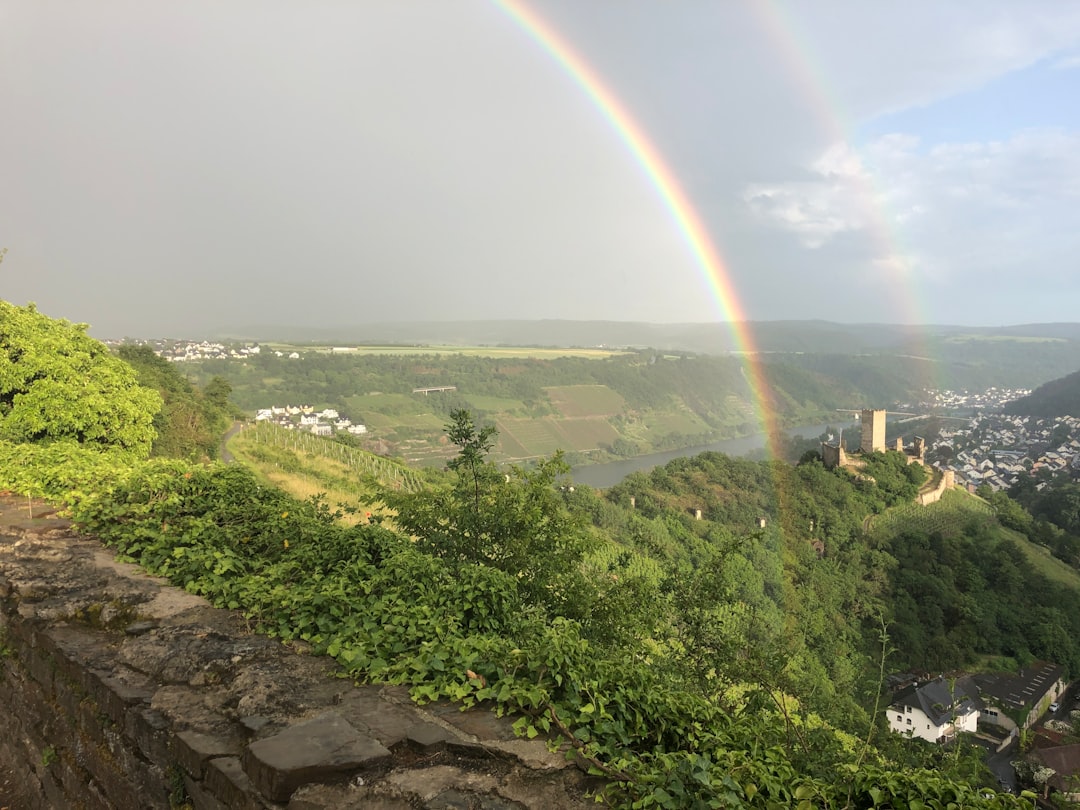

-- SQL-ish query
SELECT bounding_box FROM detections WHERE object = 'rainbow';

[493,0,784,456]
[751,1,942,394]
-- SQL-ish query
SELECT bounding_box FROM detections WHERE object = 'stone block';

[205,756,261,810]
[243,712,391,802]
[26,645,55,696]
[183,772,228,810]
[174,729,241,779]
[127,707,172,768]
[406,722,453,752]
[85,667,156,728]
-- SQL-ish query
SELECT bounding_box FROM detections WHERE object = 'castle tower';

[860,409,887,454]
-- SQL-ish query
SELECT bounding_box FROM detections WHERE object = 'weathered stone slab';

[243,712,391,802]
[174,729,241,779]
[205,756,260,810]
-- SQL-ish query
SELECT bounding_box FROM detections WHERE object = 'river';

[571,420,856,489]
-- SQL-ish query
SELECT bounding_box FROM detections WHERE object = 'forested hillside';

[117,344,238,459]
[1004,366,1080,418]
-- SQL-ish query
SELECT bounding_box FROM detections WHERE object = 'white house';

[887,677,979,744]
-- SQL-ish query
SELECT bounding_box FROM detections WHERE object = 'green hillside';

[1004,366,1080,418]
[182,350,908,467]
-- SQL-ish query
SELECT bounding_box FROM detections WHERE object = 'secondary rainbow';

[493,0,782,452]
[751,1,942,394]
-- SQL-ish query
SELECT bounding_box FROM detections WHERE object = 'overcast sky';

[3,1,1080,337]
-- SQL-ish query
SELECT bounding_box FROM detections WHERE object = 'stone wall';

[0,499,596,809]
[917,469,955,506]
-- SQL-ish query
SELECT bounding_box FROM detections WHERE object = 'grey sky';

[3,1,1079,337]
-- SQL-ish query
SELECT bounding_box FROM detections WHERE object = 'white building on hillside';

[887,677,979,744]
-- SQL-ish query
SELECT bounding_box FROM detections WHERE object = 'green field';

[640,410,712,439]
[496,418,566,458]
[545,385,626,418]
[943,335,1066,344]
[464,394,527,413]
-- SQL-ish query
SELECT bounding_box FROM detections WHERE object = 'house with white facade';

[887,677,980,743]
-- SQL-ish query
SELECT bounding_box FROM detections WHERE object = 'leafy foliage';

[0,302,160,453]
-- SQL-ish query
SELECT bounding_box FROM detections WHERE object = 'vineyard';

[226,423,426,515]
[868,487,993,540]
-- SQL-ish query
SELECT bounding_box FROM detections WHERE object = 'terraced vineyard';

[226,423,427,517]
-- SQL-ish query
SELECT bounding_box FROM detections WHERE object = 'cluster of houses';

[254,405,367,437]
[937,414,1080,492]
[887,662,1080,797]
[111,339,305,362]
[911,387,1032,412]
[887,661,1065,745]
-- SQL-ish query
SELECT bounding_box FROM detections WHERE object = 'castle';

[821,409,926,470]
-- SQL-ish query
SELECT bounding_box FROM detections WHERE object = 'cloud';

[1052,53,1080,70]
[743,128,1080,291]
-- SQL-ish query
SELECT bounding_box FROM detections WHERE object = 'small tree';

[379,410,592,614]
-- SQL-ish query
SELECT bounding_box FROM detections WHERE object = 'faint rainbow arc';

[493,0,783,454]
[752,1,942,396]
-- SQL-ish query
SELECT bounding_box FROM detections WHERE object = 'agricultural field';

[942,335,1066,344]
[495,418,567,459]
[637,409,712,441]
[463,394,528,414]
[263,344,629,359]
[545,385,626,417]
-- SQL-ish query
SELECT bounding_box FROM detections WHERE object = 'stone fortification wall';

[917,469,956,506]
[0,499,594,809]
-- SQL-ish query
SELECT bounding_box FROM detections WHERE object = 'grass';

[464,394,527,413]
[640,410,712,439]
[1005,526,1080,590]
[943,335,1066,344]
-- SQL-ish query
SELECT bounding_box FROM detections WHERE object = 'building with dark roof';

[971,660,1066,732]
[887,676,980,743]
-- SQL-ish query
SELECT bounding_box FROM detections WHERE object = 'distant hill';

[213,319,983,354]
[1004,367,1080,418]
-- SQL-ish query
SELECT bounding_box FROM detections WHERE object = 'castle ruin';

[821,408,926,471]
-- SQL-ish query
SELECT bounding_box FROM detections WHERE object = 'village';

[933,412,1080,493]
[252,404,368,437]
